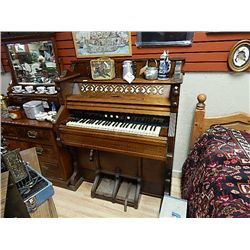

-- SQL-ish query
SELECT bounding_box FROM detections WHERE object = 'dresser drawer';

[4,138,29,151]
[40,161,63,180]
[32,144,57,163]
[1,124,18,138]
[17,127,54,144]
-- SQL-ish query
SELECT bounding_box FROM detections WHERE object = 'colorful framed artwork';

[228,40,250,72]
[72,32,132,58]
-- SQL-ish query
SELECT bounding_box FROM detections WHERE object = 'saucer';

[46,90,57,95]
[12,90,24,94]
[35,91,46,94]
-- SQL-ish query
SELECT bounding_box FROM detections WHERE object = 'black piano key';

[129,123,134,128]
[86,119,92,124]
[132,124,137,129]
[79,118,86,123]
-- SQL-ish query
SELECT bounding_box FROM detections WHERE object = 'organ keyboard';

[66,111,168,137]
[59,109,168,161]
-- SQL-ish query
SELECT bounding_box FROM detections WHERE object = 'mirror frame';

[1,32,60,85]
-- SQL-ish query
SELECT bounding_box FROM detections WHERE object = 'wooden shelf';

[1,117,53,128]
[18,82,56,86]
[8,92,58,98]
[74,77,183,85]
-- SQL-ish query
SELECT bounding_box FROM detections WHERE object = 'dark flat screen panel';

[137,32,193,47]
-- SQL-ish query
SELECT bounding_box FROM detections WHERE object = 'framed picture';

[136,32,193,47]
[72,32,132,58]
[90,58,115,80]
[228,40,250,72]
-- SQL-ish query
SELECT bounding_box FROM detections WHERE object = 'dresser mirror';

[7,40,59,85]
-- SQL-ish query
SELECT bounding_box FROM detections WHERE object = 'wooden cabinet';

[1,117,82,190]
[1,32,83,191]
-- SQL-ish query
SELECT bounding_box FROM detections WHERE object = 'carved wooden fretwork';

[79,83,170,96]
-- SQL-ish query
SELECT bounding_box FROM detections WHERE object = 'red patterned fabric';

[181,125,250,218]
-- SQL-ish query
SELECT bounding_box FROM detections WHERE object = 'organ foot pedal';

[91,170,141,211]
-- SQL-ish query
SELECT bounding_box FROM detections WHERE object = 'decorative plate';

[228,40,250,72]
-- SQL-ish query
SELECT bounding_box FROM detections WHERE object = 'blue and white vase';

[158,50,171,80]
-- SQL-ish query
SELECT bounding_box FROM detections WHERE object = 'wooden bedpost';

[190,94,207,148]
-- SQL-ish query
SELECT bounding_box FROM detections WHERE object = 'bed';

[181,94,250,218]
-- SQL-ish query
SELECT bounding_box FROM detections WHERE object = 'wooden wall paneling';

[193,32,250,42]
[55,32,73,41]
[57,48,75,57]
[132,41,238,54]
[54,31,250,72]
[3,32,250,73]
[184,62,229,72]
[56,40,75,49]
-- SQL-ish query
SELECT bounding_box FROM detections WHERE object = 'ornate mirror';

[2,32,59,85]
[7,40,58,84]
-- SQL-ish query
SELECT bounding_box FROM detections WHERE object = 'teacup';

[25,86,34,93]
[37,86,46,93]
[47,86,55,94]
[12,85,22,92]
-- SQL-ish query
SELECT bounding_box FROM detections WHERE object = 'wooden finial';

[196,94,207,110]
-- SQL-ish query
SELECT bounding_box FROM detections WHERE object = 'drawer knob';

[27,130,38,138]
[36,147,44,155]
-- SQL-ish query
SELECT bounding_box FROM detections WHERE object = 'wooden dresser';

[1,116,82,190]
[1,32,82,190]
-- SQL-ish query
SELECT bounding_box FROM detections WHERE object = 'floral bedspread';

[181,125,250,218]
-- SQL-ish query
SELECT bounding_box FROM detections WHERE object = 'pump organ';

[55,59,184,207]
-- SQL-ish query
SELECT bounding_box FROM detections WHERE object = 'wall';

[173,72,250,177]
[55,32,250,72]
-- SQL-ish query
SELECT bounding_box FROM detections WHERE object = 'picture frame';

[72,32,132,58]
[90,57,115,80]
[228,40,250,72]
[2,149,28,183]
[136,32,193,47]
